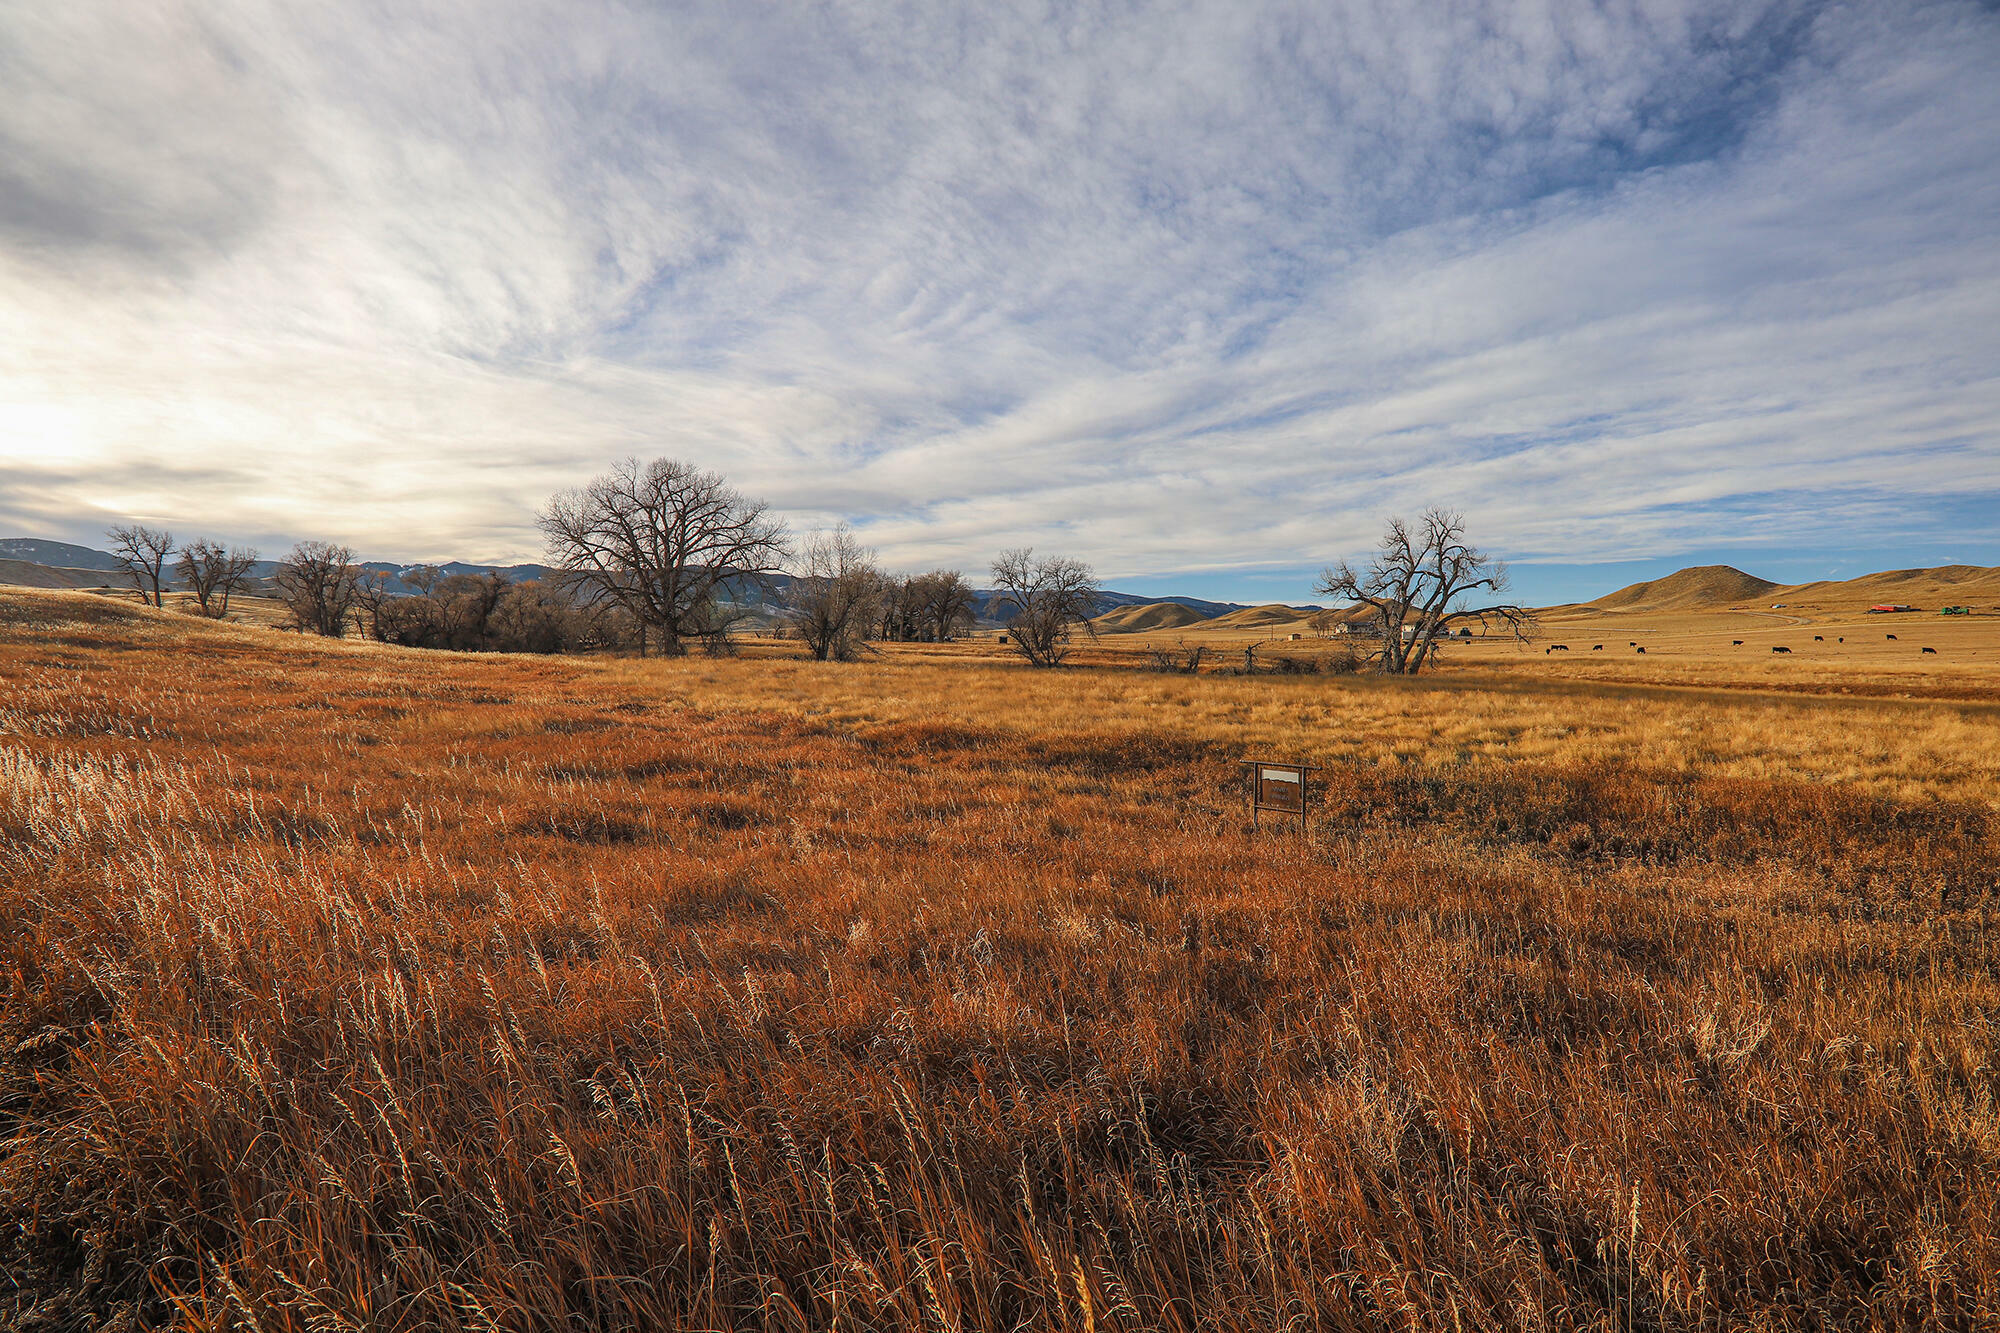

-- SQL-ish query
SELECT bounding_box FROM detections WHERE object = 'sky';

[2,0,1997,606]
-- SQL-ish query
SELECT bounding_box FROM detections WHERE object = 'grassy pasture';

[3,587,1999,1331]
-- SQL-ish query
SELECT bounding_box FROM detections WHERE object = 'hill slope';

[0,538,124,571]
[1589,565,1780,612]
[1204,603,1317,630]
[1774,565,2000,608]
[0,559,100,590]
[1091,602,1210,633]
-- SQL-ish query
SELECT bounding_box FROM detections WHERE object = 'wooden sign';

[1242,759,1316,832]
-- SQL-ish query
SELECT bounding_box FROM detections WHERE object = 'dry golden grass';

[4,587,1999,1331]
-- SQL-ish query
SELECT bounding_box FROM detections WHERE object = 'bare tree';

[1314,510,1532,675]
[914,569,978,642]
[874,570,977,643]
[354,570,410,642]
[174,539,259,618]
[487,580,591,654]
[785,525,884,662]
[990,548,1100,667]
[539,457,789,657]
[1146,639,1208,674]
[876,575,924,642]
[273,541,362,638]
[106,525,174,607]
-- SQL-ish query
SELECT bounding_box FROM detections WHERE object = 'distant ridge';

[1588,565,1779,611]
[1091,602,1210,633]
[0,538,1265,620]
[0,558,100,590]
[0,538,124,571]
[1205,603,1318,630]
[1775,565,2000,606]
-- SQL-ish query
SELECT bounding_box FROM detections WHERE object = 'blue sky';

[1,0,1996,604]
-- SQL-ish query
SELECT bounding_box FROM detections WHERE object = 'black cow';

[1922,647,1938,655]
[1592,644,1603,651]
[1636,646,1646,653]
[1732,639,1744,646]
[1772,646,1792,654]
[1838,637,1844,643]
[1814,635,1823,641]
[1887,634,1897,641]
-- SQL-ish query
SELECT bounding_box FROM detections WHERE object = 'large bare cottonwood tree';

[991,549,1100,667]
[273,541,363,638]
[106,525,174,608]
[539,457,788,657]
[1315,510,1532,674]
[174,540,259,618]
[784,525,883,662]
[913,569,977,642]
[877,570,978,643]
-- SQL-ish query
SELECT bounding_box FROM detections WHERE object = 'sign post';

[1242,759,1316,834]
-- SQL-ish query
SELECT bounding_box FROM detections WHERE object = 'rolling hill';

[1090,602,1210,633]
[1204,603,1319,630]
[0,559,102,590]
[0,538,125,571]
[1774,565,2000,608]
[1588,565,1780,612]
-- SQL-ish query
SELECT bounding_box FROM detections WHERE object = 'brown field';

[5,586,2000,1330]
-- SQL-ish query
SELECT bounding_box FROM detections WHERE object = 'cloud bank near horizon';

[2,0,1997,580]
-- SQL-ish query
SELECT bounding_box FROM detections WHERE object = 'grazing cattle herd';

[1533,625,1959,662]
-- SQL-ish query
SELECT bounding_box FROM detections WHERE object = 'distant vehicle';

[1942,606,1970,615]
[1868,604,1916,613]
[1771,603,1787,609]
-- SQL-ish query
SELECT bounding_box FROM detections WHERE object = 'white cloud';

[0,0,1995,580]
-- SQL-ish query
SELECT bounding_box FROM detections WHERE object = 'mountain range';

[10,538,1994,623]
[0,538,1268,622]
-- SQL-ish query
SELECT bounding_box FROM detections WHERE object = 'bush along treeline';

[355,567,603,654]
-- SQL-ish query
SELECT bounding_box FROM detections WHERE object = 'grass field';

[4,587,1999,1330]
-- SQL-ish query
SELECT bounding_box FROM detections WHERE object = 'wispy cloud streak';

[1,0,1995,577]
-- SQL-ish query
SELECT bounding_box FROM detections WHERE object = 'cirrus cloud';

[1,0,1995,588]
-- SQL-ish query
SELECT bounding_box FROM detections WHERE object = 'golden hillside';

[1587,565,1779,611]
[1775,564,2000,608]
[1204,602,1317,630]
[1090,601,1210,633]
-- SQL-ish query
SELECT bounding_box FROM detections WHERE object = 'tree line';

[105,527,607,653]
[106,457,1525,674]
[105,459,1106,667]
